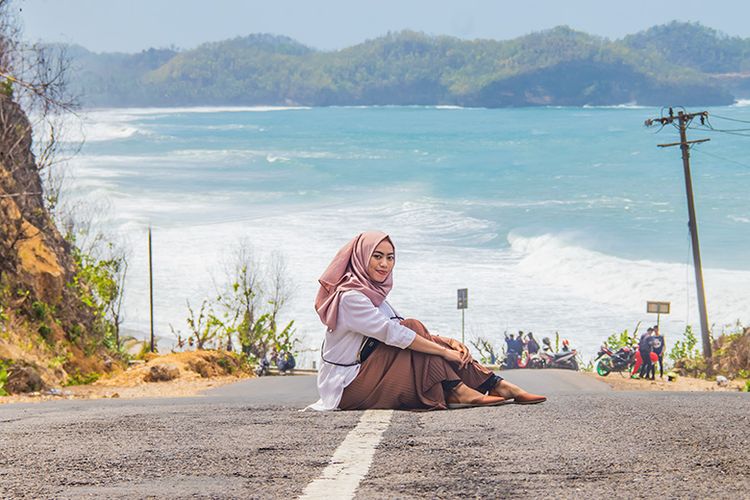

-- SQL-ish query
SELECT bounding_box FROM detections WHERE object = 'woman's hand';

[438,336,472,369]
[441,347,469,369]
[454,342,472,369]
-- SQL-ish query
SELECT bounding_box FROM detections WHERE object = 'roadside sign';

[457,288,468,309]
[647,301,670,314]
[647,301,670,330]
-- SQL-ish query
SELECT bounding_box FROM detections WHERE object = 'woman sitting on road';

[308,230,546,411]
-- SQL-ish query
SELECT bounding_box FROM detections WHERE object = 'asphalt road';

[1,370,748,499]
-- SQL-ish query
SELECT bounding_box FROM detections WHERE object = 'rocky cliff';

[0,93,117,393]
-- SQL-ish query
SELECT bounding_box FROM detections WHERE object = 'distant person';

[561,338,571,352]
[276,350,296,374]
[505,333,519,368]
[541,336,553,353]
[638,328,654,380]
[631,327,651,378]
[527,332,540,354]
[650,325,665,379]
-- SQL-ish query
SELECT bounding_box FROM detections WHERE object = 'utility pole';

[645,109,712,364]
[148,226,155,353]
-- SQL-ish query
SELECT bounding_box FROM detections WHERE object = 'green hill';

[64,22,750,108]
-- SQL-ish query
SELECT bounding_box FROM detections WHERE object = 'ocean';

[61,104,750,364]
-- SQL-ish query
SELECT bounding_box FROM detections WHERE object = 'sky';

[17,0,750,53]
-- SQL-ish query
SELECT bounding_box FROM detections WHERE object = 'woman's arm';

[340,292,416,348]
[407,334,468,368]
[340,293,467,367]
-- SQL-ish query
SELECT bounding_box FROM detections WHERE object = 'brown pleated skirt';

[338,318,497,411]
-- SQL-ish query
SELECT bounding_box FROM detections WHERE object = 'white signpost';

[457,288,468,343]
[646,301,670,329]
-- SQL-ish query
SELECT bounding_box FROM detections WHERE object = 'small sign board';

[457,288,468,309]
[647,301,670,314]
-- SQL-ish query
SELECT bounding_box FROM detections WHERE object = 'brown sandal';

[513,392,547,405]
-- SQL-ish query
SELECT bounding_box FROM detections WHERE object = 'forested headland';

[66,22,750,108]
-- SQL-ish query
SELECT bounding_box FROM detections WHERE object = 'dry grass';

[0,350,253,405]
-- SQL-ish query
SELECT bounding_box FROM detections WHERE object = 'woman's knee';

[399,318,431,338]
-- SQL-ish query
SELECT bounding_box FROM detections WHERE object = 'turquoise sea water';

[66,105,750,362]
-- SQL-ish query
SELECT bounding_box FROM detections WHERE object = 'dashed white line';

[299,410,394,500]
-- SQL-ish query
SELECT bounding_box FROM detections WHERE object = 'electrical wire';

[709,113,750,124]
[686,115,750,137]
[691,147,750,170]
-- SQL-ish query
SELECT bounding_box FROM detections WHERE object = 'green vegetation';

[64,370,101,386]
[669,323,750,381]
[669,325,702,363]
[63,22,747,108]
[470,337,500,365]
[0,359,9,396]
[603,323,641,351]
[172,243,299,365]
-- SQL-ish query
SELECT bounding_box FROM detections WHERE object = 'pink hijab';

[315,231,394,331]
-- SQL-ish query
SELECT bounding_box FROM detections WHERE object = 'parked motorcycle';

[535,348,579,370]
[594,344,636,377]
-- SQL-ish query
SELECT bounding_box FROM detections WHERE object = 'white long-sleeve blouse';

[307,290,417,411]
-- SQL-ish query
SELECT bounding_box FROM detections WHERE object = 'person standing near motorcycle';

[561,339,571,352]
[630,327,650,378]
[638,329,654,379]
[504,333,519,369]
[650,325,665,379]
[527,332,540,355]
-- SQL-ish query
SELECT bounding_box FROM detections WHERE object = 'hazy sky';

[18,0,750,53]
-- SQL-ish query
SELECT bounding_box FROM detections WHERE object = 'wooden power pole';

[645,110,712,364]
[148,226,155,353]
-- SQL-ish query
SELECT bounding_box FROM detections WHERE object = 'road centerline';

[299,409,394,500]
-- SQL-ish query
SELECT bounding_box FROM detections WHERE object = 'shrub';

[65,371,101,386]
[31,301,49,320]
[669,325,701,362]
[38,324,53,345]
[0,360,9,396]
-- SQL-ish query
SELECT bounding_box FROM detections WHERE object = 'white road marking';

[299,410,394,500]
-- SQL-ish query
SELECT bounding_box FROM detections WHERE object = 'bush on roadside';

[64,371,101,386]
[670,323,750,380]
[603,322,641,351]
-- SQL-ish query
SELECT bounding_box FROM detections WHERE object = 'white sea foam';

[104,198,750,364]
[728,215,750,223]
[56,106,310,144]
[731,99,750,107]
[582,103,649,109]
[84,105,312,116]
[508,232,749,331]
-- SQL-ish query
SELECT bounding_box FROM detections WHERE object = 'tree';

[470,337,500,365]
[184,299,222,350]
[210,241,297,360]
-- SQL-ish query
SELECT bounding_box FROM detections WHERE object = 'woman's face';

[367,239,395,283]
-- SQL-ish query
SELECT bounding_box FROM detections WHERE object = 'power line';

[709,113,750,124]
[691,146,750,170]
[685,114,750,137]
